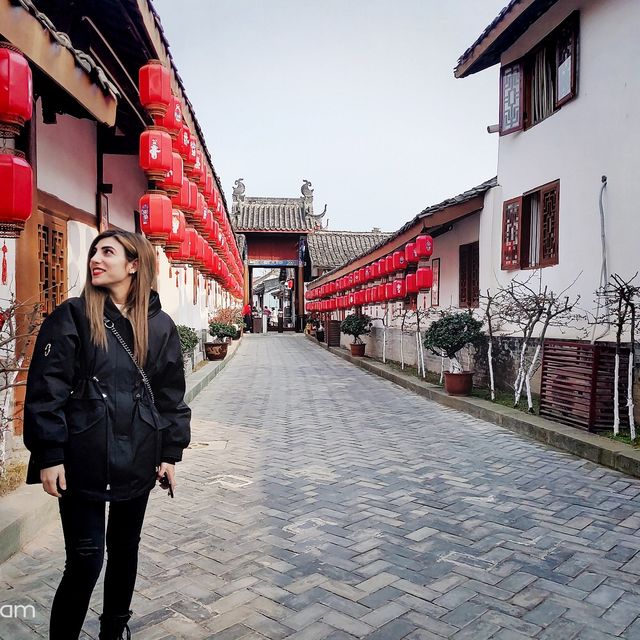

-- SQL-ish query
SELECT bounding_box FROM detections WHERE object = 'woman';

[24,230,191,640]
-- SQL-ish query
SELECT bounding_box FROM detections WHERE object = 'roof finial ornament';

[301,179,314,198]
[232,178,246,201]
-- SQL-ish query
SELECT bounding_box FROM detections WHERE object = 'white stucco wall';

[35,100,97,215]
[67,221,98,298]
[103,155,146,232]
[483,0,640,339]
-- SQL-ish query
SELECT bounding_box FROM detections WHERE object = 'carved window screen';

[501,197,522,270]
[540,182,559,267]
[37,220,67,317]
[459,241,479,308]
[500,63,524,135]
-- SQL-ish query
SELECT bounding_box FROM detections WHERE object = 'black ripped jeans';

[50,491,150,640]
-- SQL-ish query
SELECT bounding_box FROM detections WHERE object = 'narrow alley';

[3,335,640,639]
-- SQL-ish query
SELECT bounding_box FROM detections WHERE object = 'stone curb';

[0,338,242,566]
[306,334,640,479]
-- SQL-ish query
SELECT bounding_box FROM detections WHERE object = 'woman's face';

[89,238,138,294]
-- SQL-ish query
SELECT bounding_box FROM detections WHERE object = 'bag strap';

[103,318,155,405]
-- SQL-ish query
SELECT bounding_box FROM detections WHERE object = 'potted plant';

[422,310,485,395]
[205,321,236,360]
[340,313,372,356]
[176,324,199,372]
[211,306,244,339]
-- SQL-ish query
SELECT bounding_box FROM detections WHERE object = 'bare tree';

[0,296,43,476]
[479,288,509,401]
[498,272,584,412]
[594,273,640,436]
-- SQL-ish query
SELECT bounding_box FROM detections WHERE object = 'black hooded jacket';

[23,292,191,501]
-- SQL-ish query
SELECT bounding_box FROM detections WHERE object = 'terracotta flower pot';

[350,343,366,357]
[204,342,228,361]
[443,371,473,396]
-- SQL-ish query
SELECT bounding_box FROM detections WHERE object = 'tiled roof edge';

[11,0,120,99]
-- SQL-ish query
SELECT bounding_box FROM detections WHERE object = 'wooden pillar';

[243,262,250,307]
[297,264,304,331]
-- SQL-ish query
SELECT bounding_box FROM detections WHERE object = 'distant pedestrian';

[262,305,271,333]
[23,230,191,640]
[242,302,252,332]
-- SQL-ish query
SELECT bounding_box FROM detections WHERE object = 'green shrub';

[209,321,237,341]
[340,313,372,345]
[176,325,199,355]
[423,310,484,372]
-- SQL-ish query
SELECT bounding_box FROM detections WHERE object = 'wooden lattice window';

[503,181,559,270]
[459,241,479,308]
[500,12,579,134]
[540,182,559,266]
[501,197,522,270]
[37,221,67,317]
[500,63,524,135]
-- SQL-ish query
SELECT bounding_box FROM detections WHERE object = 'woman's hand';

[157,462,176,494]
[40,464,66,497]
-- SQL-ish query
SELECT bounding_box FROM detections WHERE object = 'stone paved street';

[4,334,640,639]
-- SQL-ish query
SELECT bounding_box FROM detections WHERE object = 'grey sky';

[152,0,507,232]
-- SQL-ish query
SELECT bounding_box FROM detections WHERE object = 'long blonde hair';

[82,231,157,367]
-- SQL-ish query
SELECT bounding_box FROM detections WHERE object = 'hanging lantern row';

[305,268,433,313]
[0,44,34,239]
[138,60,243,295]
[306,235,433,301]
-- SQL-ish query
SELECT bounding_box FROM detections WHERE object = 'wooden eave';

[309,194,485,289]
[454,0,559,78]
[0,0,117,125]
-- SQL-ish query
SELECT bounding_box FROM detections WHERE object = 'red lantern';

[138,60,171,119]
[406,272,418,294]
[377,284,386,302]
[371,262,379,279]
[385,255,394,274]
[139,191,172,245]
[171,177,191,211]
[182,180,199,223]
[377,258,387,277]
[154,94,182,137]
[157,152,183,196]
[0,151,32,236]
[191,192,207,231]
[405,242,418,264]
[175,124,191,160]
[393,250,406,271]
[0,44,33,136]
[393,278,406,299]
[204,169,214,201]
[165,209,186,252]
[354,269,361,285]
[364,288,371,304]
[364,265,372,282]
[347,273,354,288]
[416,266,433,290]
[348,293,355,307]
[184,132,198,173]
[384,282,393,301]
[415,235,434,258]
[139,127,172,182]
[329,281,337,294]
[189,150,205,186]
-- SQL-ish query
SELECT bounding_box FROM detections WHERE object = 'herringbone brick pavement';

[3,334,640,639]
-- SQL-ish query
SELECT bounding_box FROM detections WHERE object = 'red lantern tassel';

[2,243,7,285]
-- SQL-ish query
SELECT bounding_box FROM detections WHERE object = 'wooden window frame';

[501,197,523,270]
[499,62,524,135]
[459,241,479,309]
[502,180,559,271]
[500,12,579,135]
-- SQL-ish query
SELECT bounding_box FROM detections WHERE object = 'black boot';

[98,610,132,639]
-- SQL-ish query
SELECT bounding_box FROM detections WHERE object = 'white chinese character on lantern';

[190,140,196,158]
[182,131,189,146]
[195,155,201,170]
[149,139,160,160]
[141,204,149,224]
[172,212,180,233]
[175,104,182,124]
